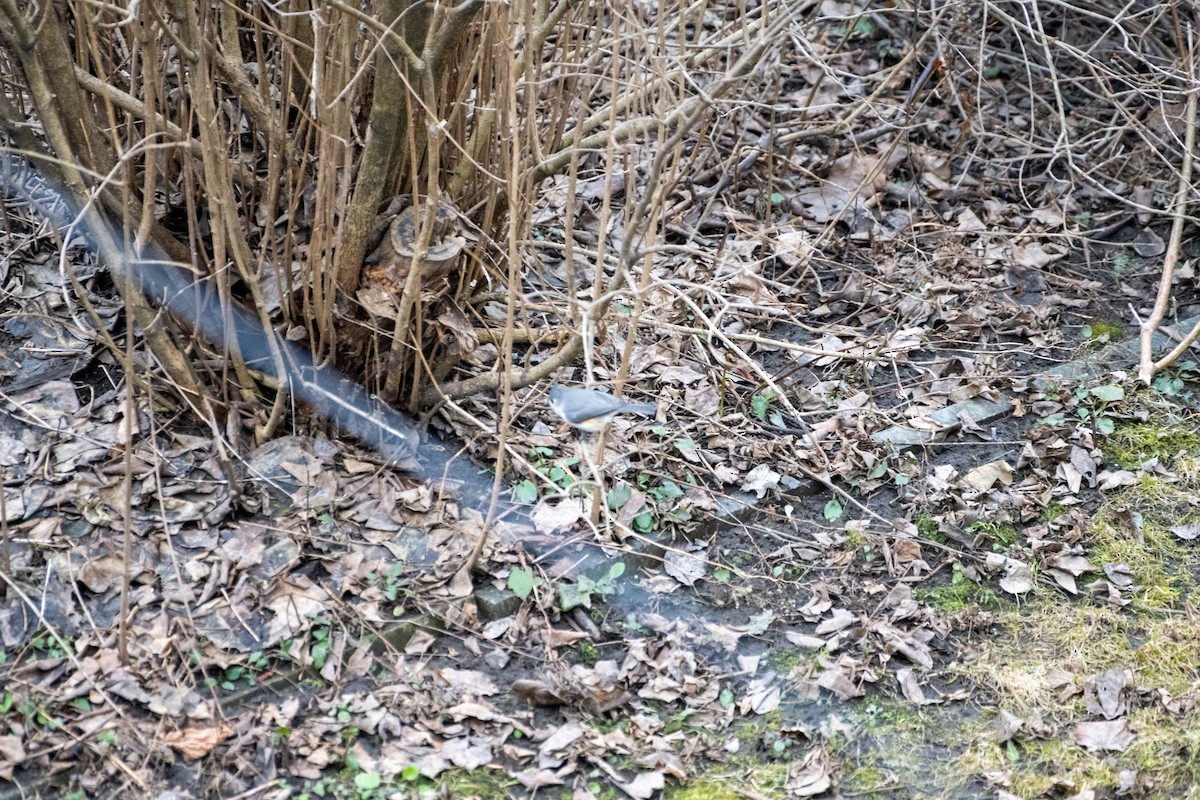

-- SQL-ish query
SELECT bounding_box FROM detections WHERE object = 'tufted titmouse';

[548,384,658,432]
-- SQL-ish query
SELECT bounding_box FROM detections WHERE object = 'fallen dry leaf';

[785,746,833,797]
[164,723,234,760]
[1071,719,1135,752]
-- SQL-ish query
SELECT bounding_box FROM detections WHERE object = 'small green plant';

[1152,360,1200,399]
[206,661,258,691]
[309,623,333,671]
[674,437,698,460]
[607,481,633,511]
[515,446,580,502]
[862,453,917,489]
[638,472,692,526]
[353,772,384,798]
[513,479,538,504]
[20,697,63,731]
[299,768,393,800]
[1111,250,1133,275]
[1068,381,1124,435]
[367,562,409,603]
[507,566,542,599]
[559,562,626,610]
[31,631,67,661]
[315,508,345,538]
[751,390,778,422]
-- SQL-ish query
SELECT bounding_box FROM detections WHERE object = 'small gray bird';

[548,384,658,432]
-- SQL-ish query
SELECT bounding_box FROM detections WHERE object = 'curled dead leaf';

[962,460,1013,491]
[785,746,833,796]
[164,723,234,760]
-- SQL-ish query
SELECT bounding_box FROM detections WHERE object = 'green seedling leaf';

[559,581,592,611]
[1090,383,1124,402]
[508,567,540,599]
[868,460,888,480]
[824,499,844,522]
[719,686,735,709]
[662,507,692,524]
[608,482,633,510]
[514,480,538,504]
[658,479,684,498]
[401,764,421,781]
[1096,416,1115,435]
[355,773,382,792]
[311,638,329,669]
[548,466,573,487]
[675,437,698,460]
[633,509,655,532]
[713,567,731,583]
[751,392,772,420]
[770,192,785,205]
[745,609,775,635]
[1154,376,1183,396]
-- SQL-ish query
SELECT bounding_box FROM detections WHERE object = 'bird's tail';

[627,402,658,417]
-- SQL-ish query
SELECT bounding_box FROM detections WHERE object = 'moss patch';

[1101,422,1200,470]
[916,564,1007,613]
[1082,319,1127,345]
